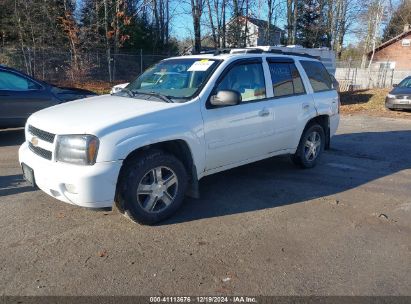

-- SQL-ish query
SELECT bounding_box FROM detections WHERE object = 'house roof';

[368,29,411,56]
[228,16,283,33]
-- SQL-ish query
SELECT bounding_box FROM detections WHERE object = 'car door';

[201,58,277,171]
[299,60,339,117]
[0,70,54,127]
[265,58,315,150]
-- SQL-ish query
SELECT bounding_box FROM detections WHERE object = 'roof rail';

[210,48,264,55]
[198,47,321,59]
[213,48,232,55]
[229,48,263,54]
[263,49,320,59]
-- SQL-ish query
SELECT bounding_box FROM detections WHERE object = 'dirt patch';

[340,89,411,119]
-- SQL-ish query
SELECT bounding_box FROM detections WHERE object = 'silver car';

[386,76,411,110]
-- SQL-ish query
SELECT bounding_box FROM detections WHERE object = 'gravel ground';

[0,115,410,296]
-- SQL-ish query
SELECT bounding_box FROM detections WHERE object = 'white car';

[19,50,340,224]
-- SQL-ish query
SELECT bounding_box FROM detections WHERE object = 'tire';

[117,150,188,225]
[291,124,325,169]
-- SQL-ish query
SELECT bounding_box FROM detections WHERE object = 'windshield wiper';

[132,90,173,103]
[119,87,135,97]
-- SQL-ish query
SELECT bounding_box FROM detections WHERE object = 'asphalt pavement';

[0,115,410,296]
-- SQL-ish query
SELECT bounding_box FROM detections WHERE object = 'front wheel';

[291,124,325,169]
[117,150,188,225]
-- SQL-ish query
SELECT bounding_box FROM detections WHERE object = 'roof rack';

[196,47,320,60]
[264,49,320,59]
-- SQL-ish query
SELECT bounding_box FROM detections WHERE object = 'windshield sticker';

[187,60,214,72]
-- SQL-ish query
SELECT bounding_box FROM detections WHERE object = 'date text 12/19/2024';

[150,297,258,303]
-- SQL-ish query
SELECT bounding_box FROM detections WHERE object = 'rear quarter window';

[300,60,333,92]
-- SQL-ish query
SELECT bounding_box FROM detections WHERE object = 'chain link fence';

[0,48,169,85]
[3,50,410,91]
[335,60,411,91]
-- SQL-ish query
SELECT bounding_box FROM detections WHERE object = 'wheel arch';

[304,115,330,150]
[115,139,200,205]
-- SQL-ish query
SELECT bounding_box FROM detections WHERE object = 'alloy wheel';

[304,131,321,162]
[136,166,178,213]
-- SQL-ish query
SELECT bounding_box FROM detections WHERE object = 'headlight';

[387,94,396,99]
[55,135,99,165]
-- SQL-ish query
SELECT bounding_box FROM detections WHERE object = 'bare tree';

[358,0,388,68]
[190,0,204,53]
[286,0,298,44]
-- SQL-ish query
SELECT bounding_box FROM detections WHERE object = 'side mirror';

[393,84,398,87]
[210,90,241,106]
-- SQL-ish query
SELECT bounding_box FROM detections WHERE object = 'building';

[368,24,411,70]
[225,16,283,47]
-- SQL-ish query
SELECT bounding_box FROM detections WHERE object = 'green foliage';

[296,0,328,48]
[382,0,411,42]
[0,0,70,49]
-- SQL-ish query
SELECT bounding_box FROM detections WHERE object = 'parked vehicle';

[386,76,411,110]
[0,65,97,128]
[19,49,340,225]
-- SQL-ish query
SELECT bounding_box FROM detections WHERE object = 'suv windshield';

[121,58,219,102]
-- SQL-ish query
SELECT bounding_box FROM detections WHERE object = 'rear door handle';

[258,108,270,117]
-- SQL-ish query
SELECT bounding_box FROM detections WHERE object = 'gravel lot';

[0,115,410,296]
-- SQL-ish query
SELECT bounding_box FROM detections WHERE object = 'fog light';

[64,184,77,194]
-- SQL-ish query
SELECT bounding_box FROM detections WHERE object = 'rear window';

[268,62,305,97]
[300,61,333,92]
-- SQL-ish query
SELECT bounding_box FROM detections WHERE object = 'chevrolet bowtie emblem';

[31,137,39,147]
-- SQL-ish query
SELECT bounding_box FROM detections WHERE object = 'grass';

[340,88,411,119]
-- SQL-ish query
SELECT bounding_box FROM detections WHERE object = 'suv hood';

[28,95,177,135]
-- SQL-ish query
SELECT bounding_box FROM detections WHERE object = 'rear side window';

[268,62,305,98]
[300,61,333,92]
[0,71,41,91]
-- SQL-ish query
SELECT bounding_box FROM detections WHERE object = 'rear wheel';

[291,124,325,169]
[117,150,188,225]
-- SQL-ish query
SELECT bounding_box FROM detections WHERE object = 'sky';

[74,0,280,41]
[75,0,402,47]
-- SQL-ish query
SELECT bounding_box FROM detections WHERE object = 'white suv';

[19,50,340,224]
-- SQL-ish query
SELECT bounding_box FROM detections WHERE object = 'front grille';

[28,125,55,143]
[396,95,410,100]
[29,142,52,160]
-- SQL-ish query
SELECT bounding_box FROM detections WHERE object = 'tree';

[357,0,389,68]
[382,0,411,41]
[296,0,327,47]
[286,0,298,44]
[190,0,204,53]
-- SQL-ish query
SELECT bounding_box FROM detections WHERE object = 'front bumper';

[386,97,411,109]
[19,142,122,208]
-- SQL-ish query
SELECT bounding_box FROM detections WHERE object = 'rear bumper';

[19,142,122,208]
